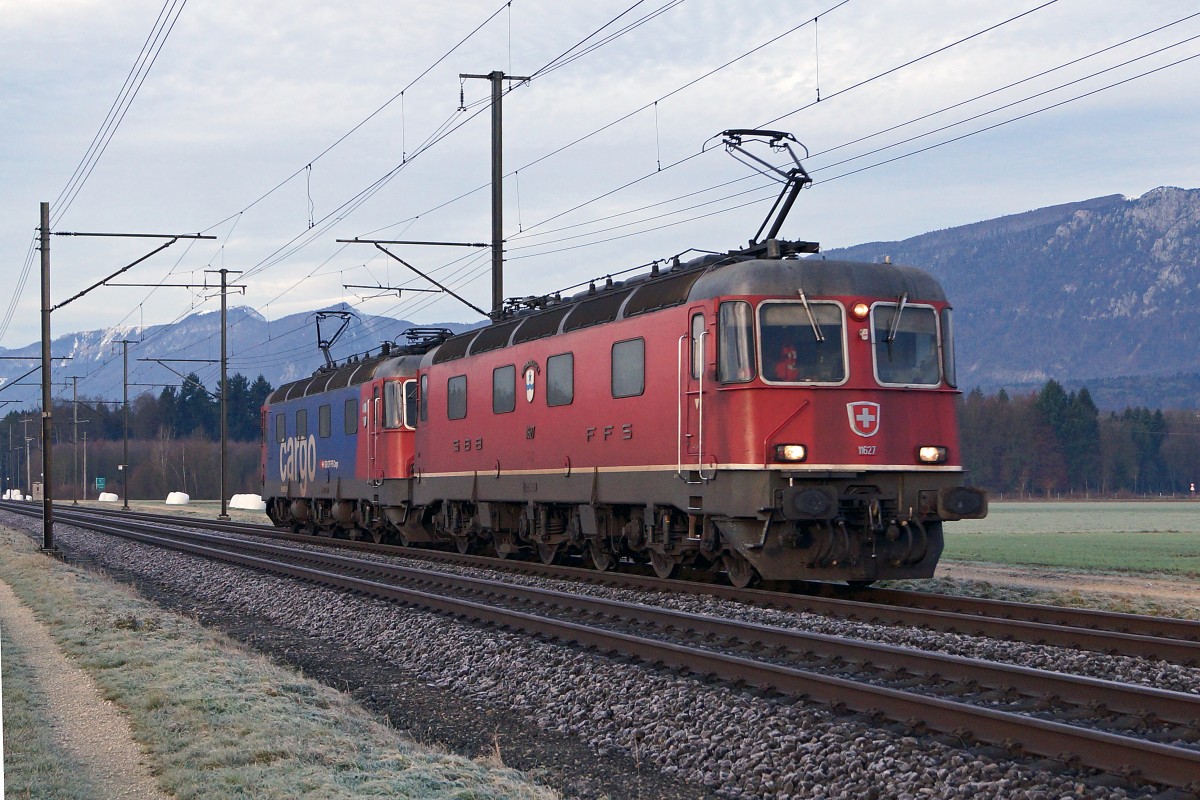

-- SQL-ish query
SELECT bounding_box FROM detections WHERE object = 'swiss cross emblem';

[524,366,537,403]
[847,401,880,438]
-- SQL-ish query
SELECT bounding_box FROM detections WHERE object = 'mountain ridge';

[823,186,1200,405]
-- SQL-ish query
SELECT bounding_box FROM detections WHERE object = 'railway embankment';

[0,519,558,800]
[4,501,1198,799]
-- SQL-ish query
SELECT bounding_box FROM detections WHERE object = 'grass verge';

[943,529,1200,576]
[1,630,102,800]
[0,524,557,799]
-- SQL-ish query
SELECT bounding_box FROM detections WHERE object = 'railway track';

[22,501,1200,666]
[6,501,1200,794]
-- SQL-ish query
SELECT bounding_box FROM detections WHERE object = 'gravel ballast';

[6,509,1184,800]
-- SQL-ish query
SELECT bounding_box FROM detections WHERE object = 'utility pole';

[38,208,213,552]
[118,338,133,511]
[460,70,529,316]
[71,376,79,504]
[207,268,242,520]
[39,201,56,551]
[69,376,90,505]
[21,417,33,500]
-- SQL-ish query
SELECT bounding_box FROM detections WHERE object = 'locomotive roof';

[424,254,947,365]
[266,352,423,404]
[689,257,947,303]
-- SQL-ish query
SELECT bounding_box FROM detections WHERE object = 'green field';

[943,501,1200,576]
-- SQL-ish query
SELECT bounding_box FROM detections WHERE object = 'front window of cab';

[718,301,756,382]
[758,300,846,383]
[871,302,941,386]
[383,379,417,429]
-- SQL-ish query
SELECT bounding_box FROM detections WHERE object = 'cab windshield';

[383,379,417,429]
[759,301,845,383]
[871,303,940,386]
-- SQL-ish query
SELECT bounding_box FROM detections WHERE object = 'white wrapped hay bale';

[165,491,190,505]
[98,492,119,503]
[229,493,267,512]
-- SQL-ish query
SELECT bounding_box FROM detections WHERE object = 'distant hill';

[823,187,1200,409]
[0,306,476,403]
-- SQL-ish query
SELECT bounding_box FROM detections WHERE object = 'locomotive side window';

[493,365,516,414]
[275,413,286,443]
[611,338,645,398]
[296,408,308,438]
[318,404,331,438]
[871,303,940,386]
[547,353,573,406]
[383,381,404,429]
[941,307,957,388]
[447,375,467,420]
[690,313,705,379]
[419,374,429,422]
[718,301,756,383]
[759,300,846,384]
[404,380,418,429]
[343,398,357,434]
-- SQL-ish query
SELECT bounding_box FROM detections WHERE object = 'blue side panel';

[264,385,362,495]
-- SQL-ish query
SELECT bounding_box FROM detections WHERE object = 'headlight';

[774,444,807,462]
[917,446,947,464]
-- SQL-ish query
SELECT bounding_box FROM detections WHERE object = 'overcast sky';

[3,0,1200,391]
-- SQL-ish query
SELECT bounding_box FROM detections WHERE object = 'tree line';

[4,373,1197,500]
[960,380,1200,496]
[2,372,272,500]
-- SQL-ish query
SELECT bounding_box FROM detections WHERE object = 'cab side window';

[447,375,467,420]
[547,353,573,406]
[612,338,645,398]
[493,365,516,414]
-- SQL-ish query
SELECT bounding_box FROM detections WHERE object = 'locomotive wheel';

[722,552,759,589]
[537,543,562,565]
[492,532,515,559]
[589,540,617,571]
[649,551,679,580]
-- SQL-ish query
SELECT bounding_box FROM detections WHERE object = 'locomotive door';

[678,308,709,476]
[369,385,383,482]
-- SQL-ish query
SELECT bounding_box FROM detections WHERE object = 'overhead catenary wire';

[138,2,696,368]
[145,0,1147,379]
[51,0,190,227]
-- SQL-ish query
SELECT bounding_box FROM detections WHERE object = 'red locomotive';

[262,131,986,586]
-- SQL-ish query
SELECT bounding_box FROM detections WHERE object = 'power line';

[53,0,189,225]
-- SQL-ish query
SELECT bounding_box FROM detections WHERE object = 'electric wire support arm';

[716,129,820,258]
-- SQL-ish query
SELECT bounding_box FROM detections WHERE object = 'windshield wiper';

[799,292,824,342]
[886,293,908,343]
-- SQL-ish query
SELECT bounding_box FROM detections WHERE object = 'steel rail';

[11,501,1200,664]
[22,508,1200,793]
[158,523,1200,730]
[813,583,1200,644]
